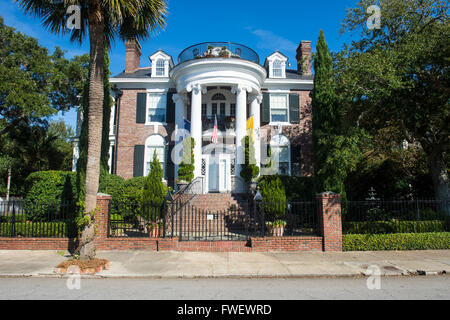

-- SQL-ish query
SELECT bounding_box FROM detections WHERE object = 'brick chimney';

[296,41,312,76]
[125,39,142,73]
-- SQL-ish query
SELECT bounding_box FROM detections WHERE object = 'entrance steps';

[187,193,250,212]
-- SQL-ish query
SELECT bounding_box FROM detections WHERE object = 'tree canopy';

[336,0,449,201]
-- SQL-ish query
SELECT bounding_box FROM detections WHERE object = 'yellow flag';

[246,116,254,141]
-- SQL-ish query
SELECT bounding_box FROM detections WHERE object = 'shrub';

[258,175,286,222]
[107,176,146,218]
[240,136,259,183]
[24,171,76,220]
[178,137,195,183]
[344,220,450,234]
[142,150,167,222]
[343,232,450,251]
[0,221,75,237]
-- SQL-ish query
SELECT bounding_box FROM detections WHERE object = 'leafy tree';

[240,136,259,183]
[312,30,365,202]
[0,17,86,137]
[177,137,195,183]
[337,0,449,203]
[17,0,168,258]
[258,175,287,222]
[142,150,167,222]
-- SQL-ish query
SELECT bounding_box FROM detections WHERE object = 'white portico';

[170,46,266,193]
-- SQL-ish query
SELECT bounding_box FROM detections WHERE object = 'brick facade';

[260,89,313,177]
[115,88,174,180]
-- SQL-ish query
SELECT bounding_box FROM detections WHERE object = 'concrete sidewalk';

[0,250,449,278]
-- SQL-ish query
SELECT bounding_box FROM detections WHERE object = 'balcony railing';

[202,115,235,132]
[178,42,260,64]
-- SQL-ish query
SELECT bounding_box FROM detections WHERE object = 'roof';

[112,68,152,78]
[286,69,314,80]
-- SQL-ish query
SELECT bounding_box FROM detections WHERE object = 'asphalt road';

[0,276,449,300]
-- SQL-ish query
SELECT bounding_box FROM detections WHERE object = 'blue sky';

[1,0,358,129]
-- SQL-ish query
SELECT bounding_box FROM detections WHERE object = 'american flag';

[211,115,218,144]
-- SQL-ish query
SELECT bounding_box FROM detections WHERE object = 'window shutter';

[133,145,145,177]
[262,92,270,124]
[165,142,175,188]
[289,94,300,124]
[166,92,175,123]
[136,93,147,123]
[291,144,301,177]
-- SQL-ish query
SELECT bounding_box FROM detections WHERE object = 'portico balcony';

[178,42,260,64]
[202,115,235,132]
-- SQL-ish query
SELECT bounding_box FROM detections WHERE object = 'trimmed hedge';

[343,232,450,251]
[0,222,75,238]
[24,171,77,220]
[344,220,450,234]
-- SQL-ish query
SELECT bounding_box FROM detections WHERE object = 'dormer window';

[265,52,288,79]
[149,50,174,78]
[156,59,165,76]
[273,60,283,77]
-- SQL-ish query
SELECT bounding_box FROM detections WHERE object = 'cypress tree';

[312,30,342,195]
[142,150,167,221]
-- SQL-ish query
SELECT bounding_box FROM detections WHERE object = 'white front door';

[208,155,230,193]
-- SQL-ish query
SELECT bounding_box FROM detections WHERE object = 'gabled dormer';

[149,50,174,78]
[264,51,288,79]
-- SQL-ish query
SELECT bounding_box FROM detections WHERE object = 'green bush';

[0,214,27,223]
[142,151,167,222]
[344,220,450,234]
[343,232,450,251]
[178,137,195,183]
[24,171,77,220]
[240,136,259,183]
[258,175,287,222]
[0,221,75,237]
[259,175,314,200]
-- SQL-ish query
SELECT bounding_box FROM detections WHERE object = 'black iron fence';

[108,199,319,240]
[0,200,77,238]
[343,199,450,234]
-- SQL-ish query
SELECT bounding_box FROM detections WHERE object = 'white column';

[187,83,206,178]
[108,142,114,174]
[172,93,187,181]
[232,85,250,178]
[250,93,262,170]
[173,93,187,143]
[72,139,79,172]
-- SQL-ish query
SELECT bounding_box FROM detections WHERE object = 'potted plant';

[266,220,287,237]
[147,221,164,237]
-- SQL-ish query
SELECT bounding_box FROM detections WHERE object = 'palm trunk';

[79,2,105,259]
[429,150,449,215]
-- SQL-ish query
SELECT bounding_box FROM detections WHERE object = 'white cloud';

[251,29,297,53]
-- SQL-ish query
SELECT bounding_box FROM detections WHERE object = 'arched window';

[155,59,165,76]
[212,93,226,101]
[145,134,166,177]
[270,134,290,175]
[272,60,283,77]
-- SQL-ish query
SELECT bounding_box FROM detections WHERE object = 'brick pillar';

[94,193,111,246]
[316,192,342,251]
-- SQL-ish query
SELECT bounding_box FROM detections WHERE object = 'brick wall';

[1,193,343,252]
[317,192,343,251]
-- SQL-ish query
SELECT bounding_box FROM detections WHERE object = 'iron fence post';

[12,201,16,237]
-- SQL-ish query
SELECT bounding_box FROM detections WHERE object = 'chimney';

[296,41,312,75]
[125,39,142,73]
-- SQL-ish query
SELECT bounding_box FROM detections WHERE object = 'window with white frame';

[145,134,166,177]
[270,94,289,123]
[155,59,165,76]
[272,60,283,77]
[147,93,166,123]
[270,134,290,175]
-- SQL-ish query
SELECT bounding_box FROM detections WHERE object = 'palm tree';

[16,0,167,258]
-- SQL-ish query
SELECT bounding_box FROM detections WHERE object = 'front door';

[208,155,230,193]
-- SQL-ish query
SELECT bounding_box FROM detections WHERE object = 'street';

[0,276,449,300]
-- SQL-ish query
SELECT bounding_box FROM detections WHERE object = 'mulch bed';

[54,258,110,275]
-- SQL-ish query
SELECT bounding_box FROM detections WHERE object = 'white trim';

[269,93,289,123]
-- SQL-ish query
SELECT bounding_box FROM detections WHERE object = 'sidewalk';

[0,250,449,278]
